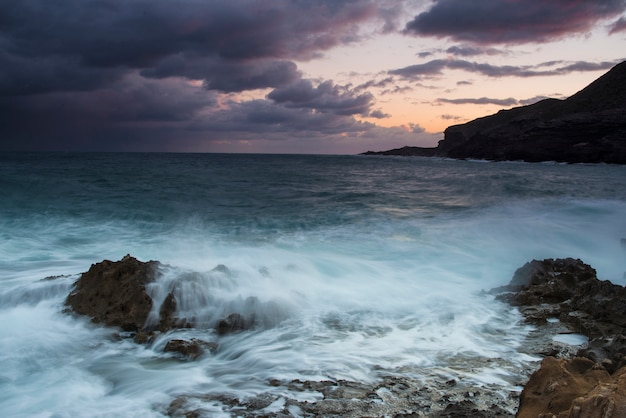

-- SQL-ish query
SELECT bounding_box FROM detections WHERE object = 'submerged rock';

[215,312,251,335]
[163,338,217,360]
[65,254,159,332]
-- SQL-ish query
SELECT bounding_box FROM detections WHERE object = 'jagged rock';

[501,258,597,306]
[163,338,217,360]
[494,258,626,342]
[65,255,160,332]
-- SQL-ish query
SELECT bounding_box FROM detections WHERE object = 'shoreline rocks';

[493,258,626,417]
[63,255,626,416]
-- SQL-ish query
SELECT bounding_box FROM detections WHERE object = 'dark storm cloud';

[405,0,626,44]
[267,79,375,116]
[390,59,621,79]
[189,98,376,137]
[141,56,301,92]
[0,0,391,150]
[1,0,378,96]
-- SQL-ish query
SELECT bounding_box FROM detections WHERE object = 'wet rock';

[430,400,510,417]
[163,338,217,360]
[169,374,520,417]
[495,258,626,347]
[500,258,597,306]
[495,258,626,417]
[215,312,251,335]
[158,292,178,331]
[65,255,160,332]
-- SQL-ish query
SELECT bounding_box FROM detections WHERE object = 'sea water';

[1,153,625,417]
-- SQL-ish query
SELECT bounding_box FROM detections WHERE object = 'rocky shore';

[64,255,626,417]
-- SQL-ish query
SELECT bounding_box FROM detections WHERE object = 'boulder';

[65,255,160,332]
[517,357,626,418]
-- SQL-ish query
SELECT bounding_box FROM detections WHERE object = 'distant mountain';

[363,61,626,164]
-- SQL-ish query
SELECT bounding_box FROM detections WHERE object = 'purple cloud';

[268,80,375,116]
[405,0,626,44]
[0,0,398,151]
[437,97,519,106]
[0,0,380,97]
[390,59,621,79]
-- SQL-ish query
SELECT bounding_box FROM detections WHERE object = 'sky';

[1,0,626,154]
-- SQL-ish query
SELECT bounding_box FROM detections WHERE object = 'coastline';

[59,256,626,417]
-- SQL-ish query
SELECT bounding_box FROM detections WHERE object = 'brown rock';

[65,255,160,332]
[517,357,609,418]
[518,357,626,418]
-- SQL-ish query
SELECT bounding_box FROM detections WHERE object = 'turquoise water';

[1,153,625,416]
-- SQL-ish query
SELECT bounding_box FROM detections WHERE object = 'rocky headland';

[63,255,626,416]
[363,60,626,164]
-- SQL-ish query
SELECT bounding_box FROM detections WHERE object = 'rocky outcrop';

[65,254,160,332]
[494,258,626,417]
[65,255,256,342]
[363,61,626,164]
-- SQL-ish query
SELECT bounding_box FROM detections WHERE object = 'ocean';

[1,153,625,417]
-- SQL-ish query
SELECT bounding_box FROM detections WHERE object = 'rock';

[215,313,251,335]
[495,258,626,342]
[163,338,217,360]
[65,255,160,332]
[517,357,626,418]
[494,258,626,417]
[66,255,269,340]
[157,292,178,331]
[517,357,608,418]
[502,258,597,306]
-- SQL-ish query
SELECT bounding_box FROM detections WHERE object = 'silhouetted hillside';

[364,61,626,164]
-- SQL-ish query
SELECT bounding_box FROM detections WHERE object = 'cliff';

[364,61,626,164]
